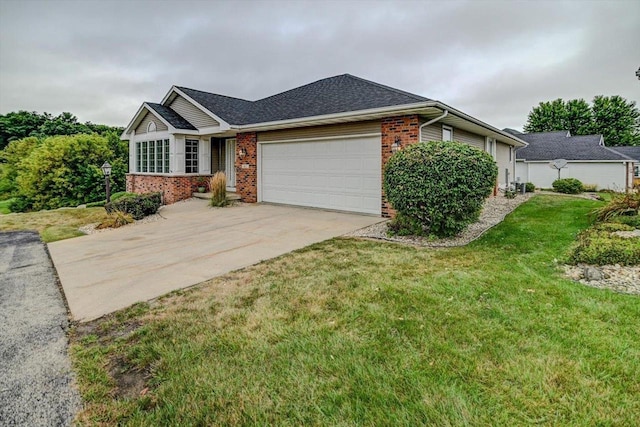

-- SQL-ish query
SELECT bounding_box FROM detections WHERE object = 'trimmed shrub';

[105,192,161,220]
[568,228,640,266]
[610,215,640,228]
[384,141,498,237]
[591,192,640,222]
[84,192,136,208]
[525,182,535,193]
[552,178,583,194]
[209,172,227,207]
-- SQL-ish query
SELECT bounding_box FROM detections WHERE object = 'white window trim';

[135,138,171,174]
[442,125,453,141]
[185,139,199,174]
[147,121,157,133]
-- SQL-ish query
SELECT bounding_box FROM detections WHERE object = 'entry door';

[225,138,236,190]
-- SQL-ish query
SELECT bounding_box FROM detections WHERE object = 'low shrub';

[96,210,134,229]
[383,141,497,237]
[387,213,425,236]
[568,228,640,266]
[209,172,227,207]
[610,215,640,228]
[583,183,598,192]
[594,222,634,232]
[504,190,517,199]
[525,182,536,193]
[552,178,583,194]
[105,192,161,220]
[591,192,640,222]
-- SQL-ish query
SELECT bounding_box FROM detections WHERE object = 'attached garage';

[259,135,382,215]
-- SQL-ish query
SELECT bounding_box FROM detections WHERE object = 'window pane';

[149,141,155,173]
[141,141,148,172]
[185,139,199,173]
[442,127,452,141]
[136,142,141,172]
[164,139,170,173]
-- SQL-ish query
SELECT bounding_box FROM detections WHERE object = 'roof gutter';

[419,109,448,142]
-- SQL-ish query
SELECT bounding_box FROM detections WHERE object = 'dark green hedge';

[552,178,583,194]
[105,192,161,220]
[383,141,497,237]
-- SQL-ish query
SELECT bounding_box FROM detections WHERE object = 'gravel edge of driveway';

[0,231,81,427]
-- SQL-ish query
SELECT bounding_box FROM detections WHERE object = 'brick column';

[235,132,258,203]
[381,115,419,217]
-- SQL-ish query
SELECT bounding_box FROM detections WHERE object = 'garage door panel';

[261,136,381,215]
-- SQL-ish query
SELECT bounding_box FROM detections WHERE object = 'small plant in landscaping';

[196,176,209,193]
[525,182,535,193]
[568,227,640,266]
[552,178,584,194]
[504,189,517,199]
[591,192,640,222]
[209,172,227,207]
[384,141,497,237]
[582,183,598,192]
[96,210,133,229]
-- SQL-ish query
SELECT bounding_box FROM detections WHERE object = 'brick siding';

[235,132,258,203]
[380,115,419,217]
[126,174,211,204]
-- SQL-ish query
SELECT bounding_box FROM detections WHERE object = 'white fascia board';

[433,101,528,148]
[521,160,631,164]
[169,87,232,130]
[121,103,148,139]
[232,102,433,132]
[122,103,177,137]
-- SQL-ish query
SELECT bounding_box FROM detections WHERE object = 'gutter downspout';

[419,110,448,143]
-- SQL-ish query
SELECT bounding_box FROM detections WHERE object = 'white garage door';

[260,136,381,215]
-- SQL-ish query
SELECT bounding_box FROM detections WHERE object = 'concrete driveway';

[48,200,381,322]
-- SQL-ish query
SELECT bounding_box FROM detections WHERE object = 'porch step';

[193,192,242,201]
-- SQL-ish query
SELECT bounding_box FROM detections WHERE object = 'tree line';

[523,95,640,146]
[0,111,127,211]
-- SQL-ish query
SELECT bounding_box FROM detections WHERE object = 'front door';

[225,138,236,191]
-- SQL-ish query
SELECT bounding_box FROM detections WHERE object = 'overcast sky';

[1,0,638,131]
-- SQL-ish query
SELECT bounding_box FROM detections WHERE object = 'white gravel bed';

[347,193,533,247]
[564,264,640,296]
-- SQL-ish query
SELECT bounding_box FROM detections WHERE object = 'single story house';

[121,74,526,217]
[609,146,640,188]
[507,129,635,191]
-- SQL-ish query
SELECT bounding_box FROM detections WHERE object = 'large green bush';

[552,178,583,194]
[383,141,498,237]
[6,133,127,211]
[105,192,162,220]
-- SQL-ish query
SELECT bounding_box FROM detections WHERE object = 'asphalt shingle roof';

[610,146,640,161]
[515,131,631,161]
[176,74,430,125]
[146,103,197,130]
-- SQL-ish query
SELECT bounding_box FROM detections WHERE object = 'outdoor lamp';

[391,137,402,153]
[101,161,112,203]
[101,161,112,177]
[238,147,247,158]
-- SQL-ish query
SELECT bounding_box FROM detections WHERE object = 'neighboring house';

[507,129,635,191]
[121,74,526,217]
[609,146,640,188]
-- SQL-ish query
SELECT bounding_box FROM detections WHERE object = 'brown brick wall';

[381,115,419,217]
[235,132,258,203]
[126,174,211,204]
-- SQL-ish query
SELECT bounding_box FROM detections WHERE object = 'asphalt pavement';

[0,231,80,426]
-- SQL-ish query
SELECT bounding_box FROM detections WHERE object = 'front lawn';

[71,196,640,425]
[0,207,110,242]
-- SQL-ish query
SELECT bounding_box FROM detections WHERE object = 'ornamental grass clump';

[209,172,227,207]
[384,141,497,237]
[591,192,640,222]
[96,210,133,229]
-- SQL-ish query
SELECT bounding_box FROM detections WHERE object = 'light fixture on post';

[238,147,247,158]
[391,136,402,153]
[101,161,112,203]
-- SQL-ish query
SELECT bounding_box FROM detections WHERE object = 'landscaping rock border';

[564,264,640,296]
[346,193,533,247]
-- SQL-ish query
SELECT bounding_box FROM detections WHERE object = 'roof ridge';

[175,86,252,103]
[342,74,429,102]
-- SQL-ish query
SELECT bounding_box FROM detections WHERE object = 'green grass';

[70,196,640,426]
[0,198,15,214]
[0,206,110,242]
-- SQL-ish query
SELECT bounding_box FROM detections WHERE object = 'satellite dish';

[549,159,568,170]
